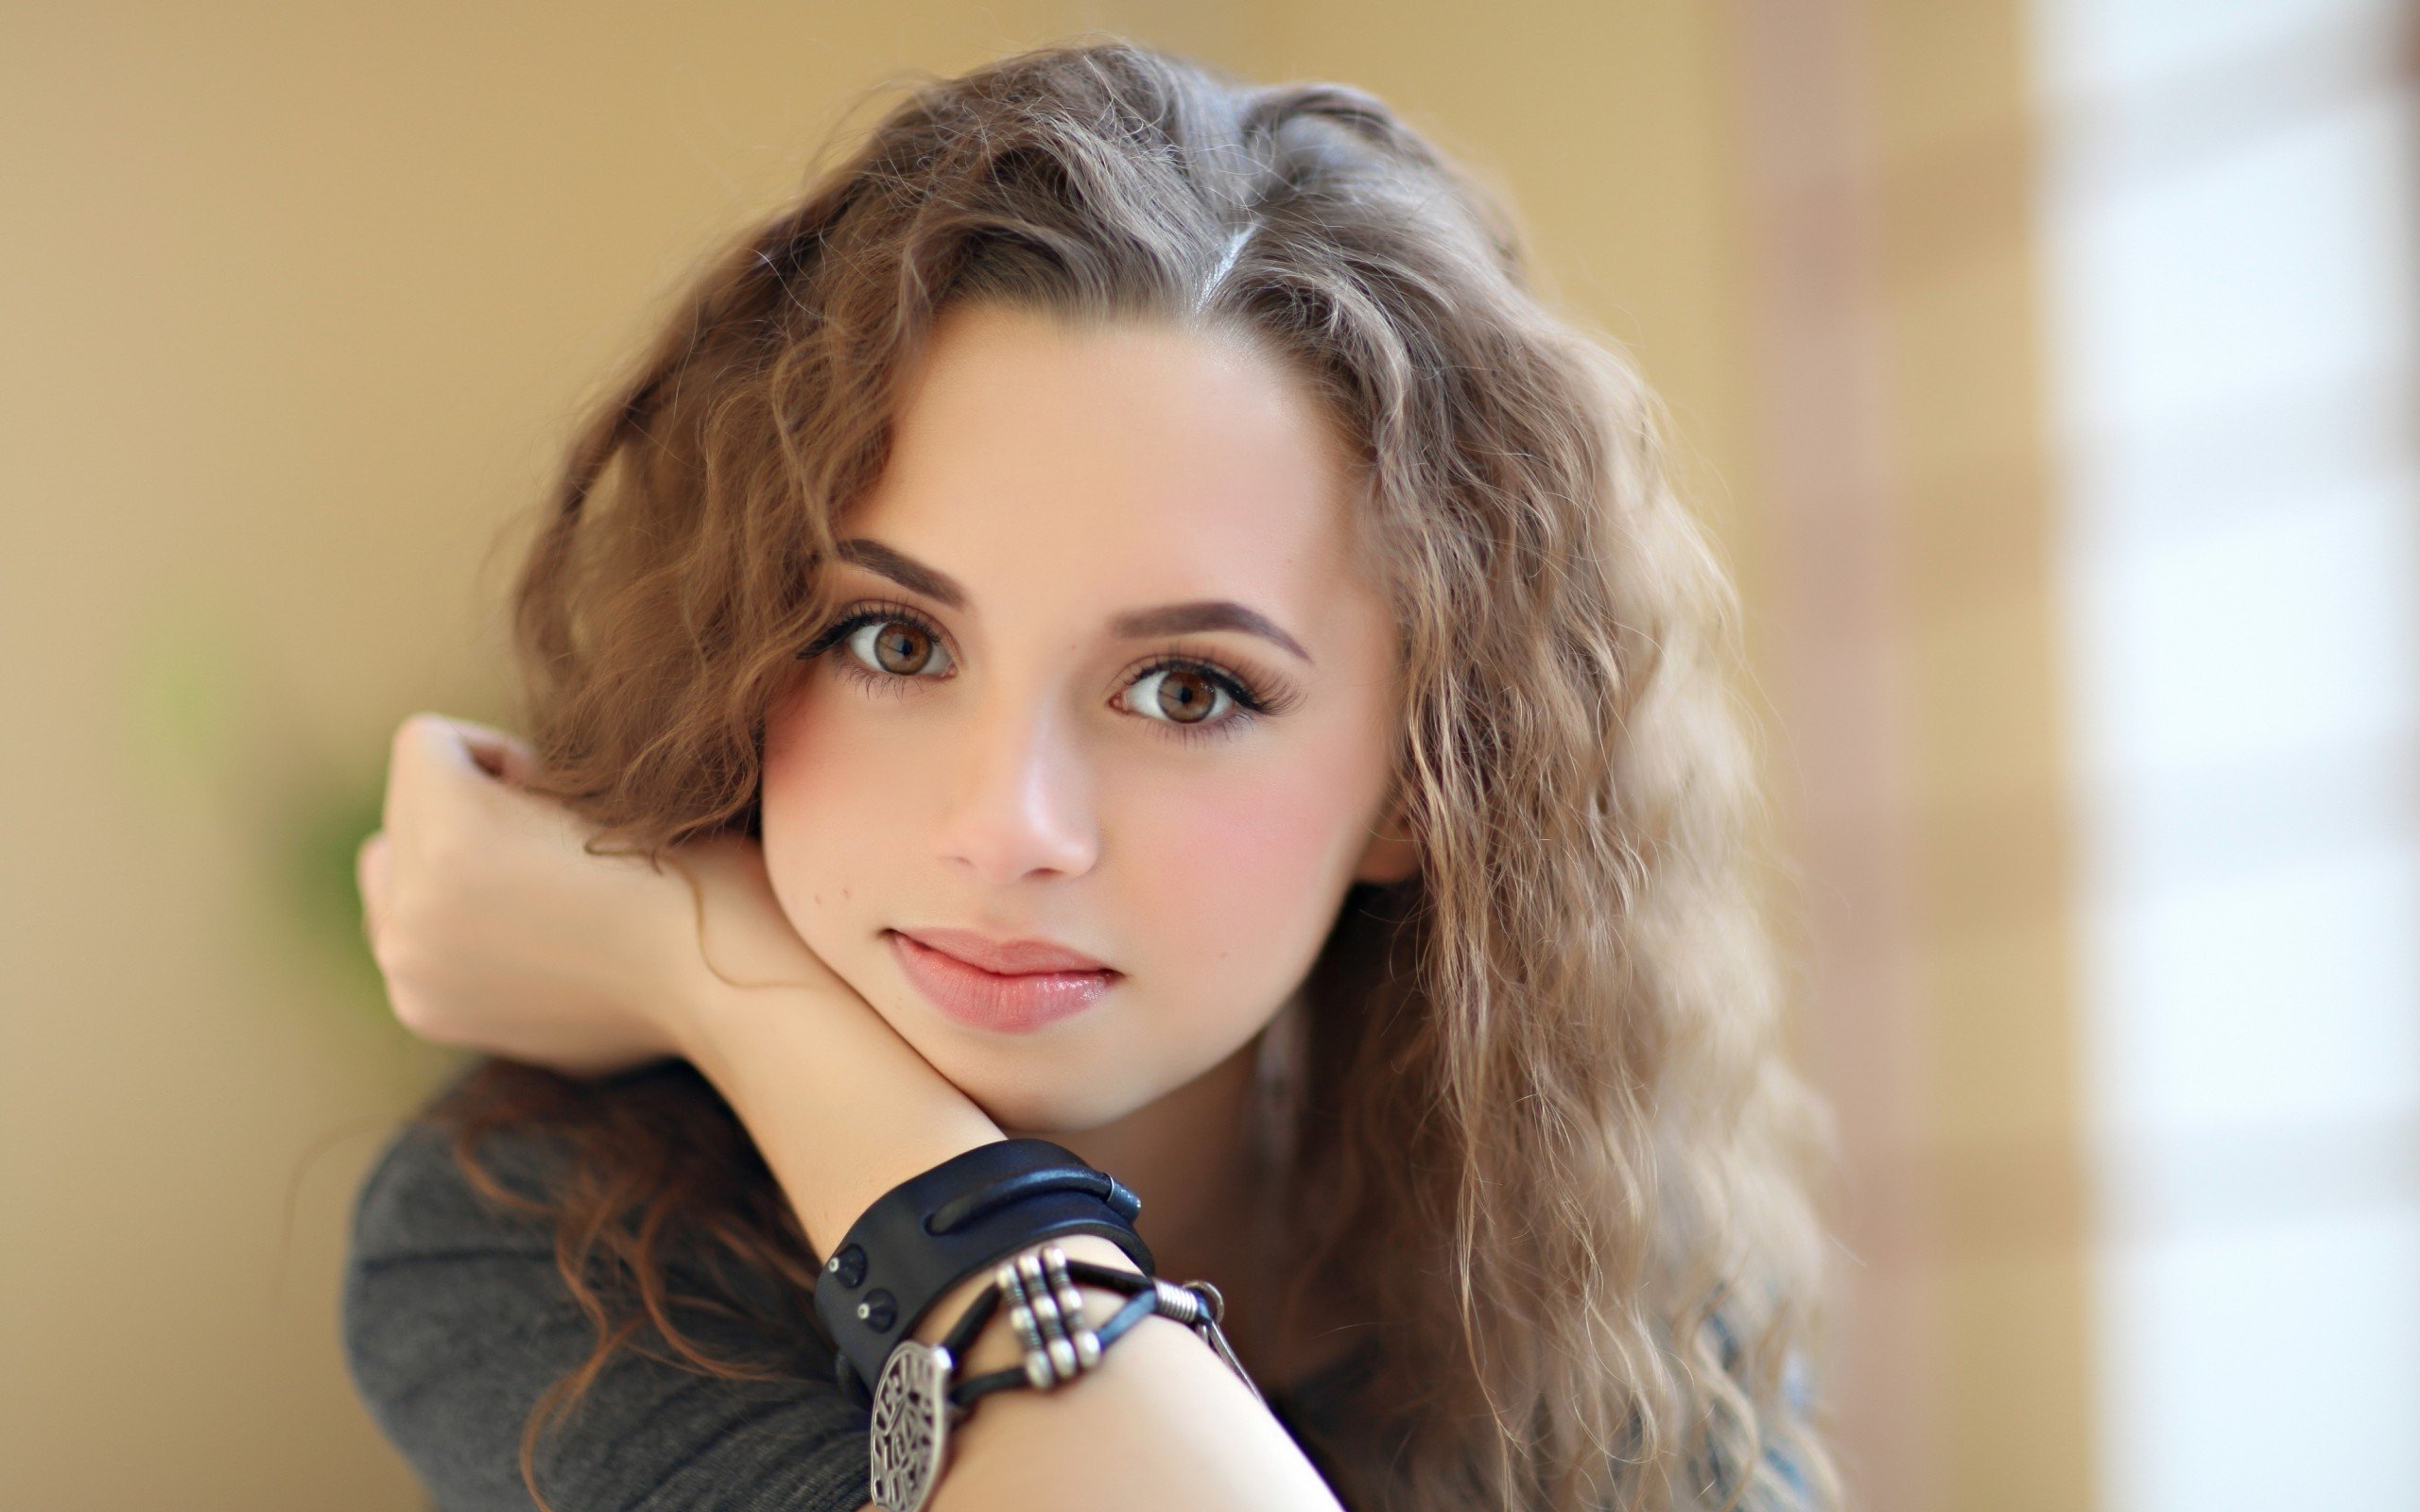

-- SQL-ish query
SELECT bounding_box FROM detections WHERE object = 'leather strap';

[814,1138,1154,1404]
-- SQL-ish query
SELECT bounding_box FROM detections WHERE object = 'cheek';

[756,685,892,937]
[1118,741,1374,977]
[757,670,1387,1036]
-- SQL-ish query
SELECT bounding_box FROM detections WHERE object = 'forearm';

[908,1233,1345,1512]
[677,985,1346,1512]
[678,975,1002,1248]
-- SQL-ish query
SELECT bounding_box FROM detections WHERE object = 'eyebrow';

[833,536,1314,665]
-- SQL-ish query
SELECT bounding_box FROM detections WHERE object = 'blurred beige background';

[11,2,2413,1509]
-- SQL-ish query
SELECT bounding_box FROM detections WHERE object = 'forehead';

[843,302,1364,618]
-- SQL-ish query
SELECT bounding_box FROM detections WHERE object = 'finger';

[385,713,454,832]
[399,712,544,795]
[355,830,390,951]
[388,713,507,830]
[386,983,441,1042]
[449,718,542,786]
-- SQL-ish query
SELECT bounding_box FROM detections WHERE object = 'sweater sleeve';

[340,1115,873,1512]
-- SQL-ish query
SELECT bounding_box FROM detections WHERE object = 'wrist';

[671,966,1005,1253]
[646,833,837,1065]
[655,942,780,1072]
[654,918,822,1073]
[912,1232,1144,1377]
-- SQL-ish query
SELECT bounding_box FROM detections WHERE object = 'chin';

[950,1064,1147,1138]
[833,940,1208,1137]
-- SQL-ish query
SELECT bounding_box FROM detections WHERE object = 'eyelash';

[796,599,1295,746]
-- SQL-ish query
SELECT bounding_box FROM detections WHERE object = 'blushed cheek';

[759,692,826,854]
[757,691,890,939]
[1126,765,1362,988]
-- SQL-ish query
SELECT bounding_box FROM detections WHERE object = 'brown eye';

[842,618,954,679]
[1155,668,1217,723]
[1120,664,1231,727]
[873,622,930,674]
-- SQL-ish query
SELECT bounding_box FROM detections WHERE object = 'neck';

[1007,1026,1264,1287]
[1001,999,1344,1391]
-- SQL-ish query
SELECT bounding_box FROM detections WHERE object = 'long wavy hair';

[425,36,1834,1512]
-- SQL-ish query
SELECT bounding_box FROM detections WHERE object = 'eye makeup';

[796,597,1300,747]
[833,535,1314,666]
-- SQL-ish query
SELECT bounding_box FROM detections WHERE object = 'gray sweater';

[341,1108,1370,1512]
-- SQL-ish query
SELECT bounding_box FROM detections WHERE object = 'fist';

[355,713,715,1076]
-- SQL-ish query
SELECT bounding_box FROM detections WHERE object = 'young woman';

[344,39,1835,1512]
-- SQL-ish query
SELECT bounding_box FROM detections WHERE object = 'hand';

[356,712,1006,1250]
[354,713,833,1077]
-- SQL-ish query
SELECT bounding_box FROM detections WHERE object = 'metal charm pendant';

[1177,1280,1265,1404]
[868,1339,955,1512]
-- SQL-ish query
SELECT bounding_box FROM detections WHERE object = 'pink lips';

[888,927,1117,1035]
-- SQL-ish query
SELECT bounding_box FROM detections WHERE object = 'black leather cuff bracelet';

[813,1137,1156,1405]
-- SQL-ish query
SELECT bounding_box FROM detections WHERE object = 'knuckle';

[388,992,454,1044]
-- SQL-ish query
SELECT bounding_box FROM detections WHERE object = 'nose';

[930,687,1100,886]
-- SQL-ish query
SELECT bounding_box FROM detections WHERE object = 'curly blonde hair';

[434,37,1836,1512]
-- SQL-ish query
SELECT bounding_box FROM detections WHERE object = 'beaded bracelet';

[867,1241,1265,1512]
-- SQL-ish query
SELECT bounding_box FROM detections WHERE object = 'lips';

[886,927,1118,1035]
[894,926,1113,975]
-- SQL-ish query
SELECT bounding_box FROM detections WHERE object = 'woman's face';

[757,301,1414,1134]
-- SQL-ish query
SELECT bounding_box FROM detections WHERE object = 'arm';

[357,714,1346,1512]
[671,983,1346,1512]
[343,1106,877,1512]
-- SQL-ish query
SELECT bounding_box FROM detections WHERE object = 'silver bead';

[1022,1337,1057,1391]
[1007,1300,1045,1360]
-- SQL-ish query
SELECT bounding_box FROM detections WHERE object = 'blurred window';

[2030,1,2420,1506]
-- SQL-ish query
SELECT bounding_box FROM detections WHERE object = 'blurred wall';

[1730,3,2098,1509]
[3,4,1792,1507]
